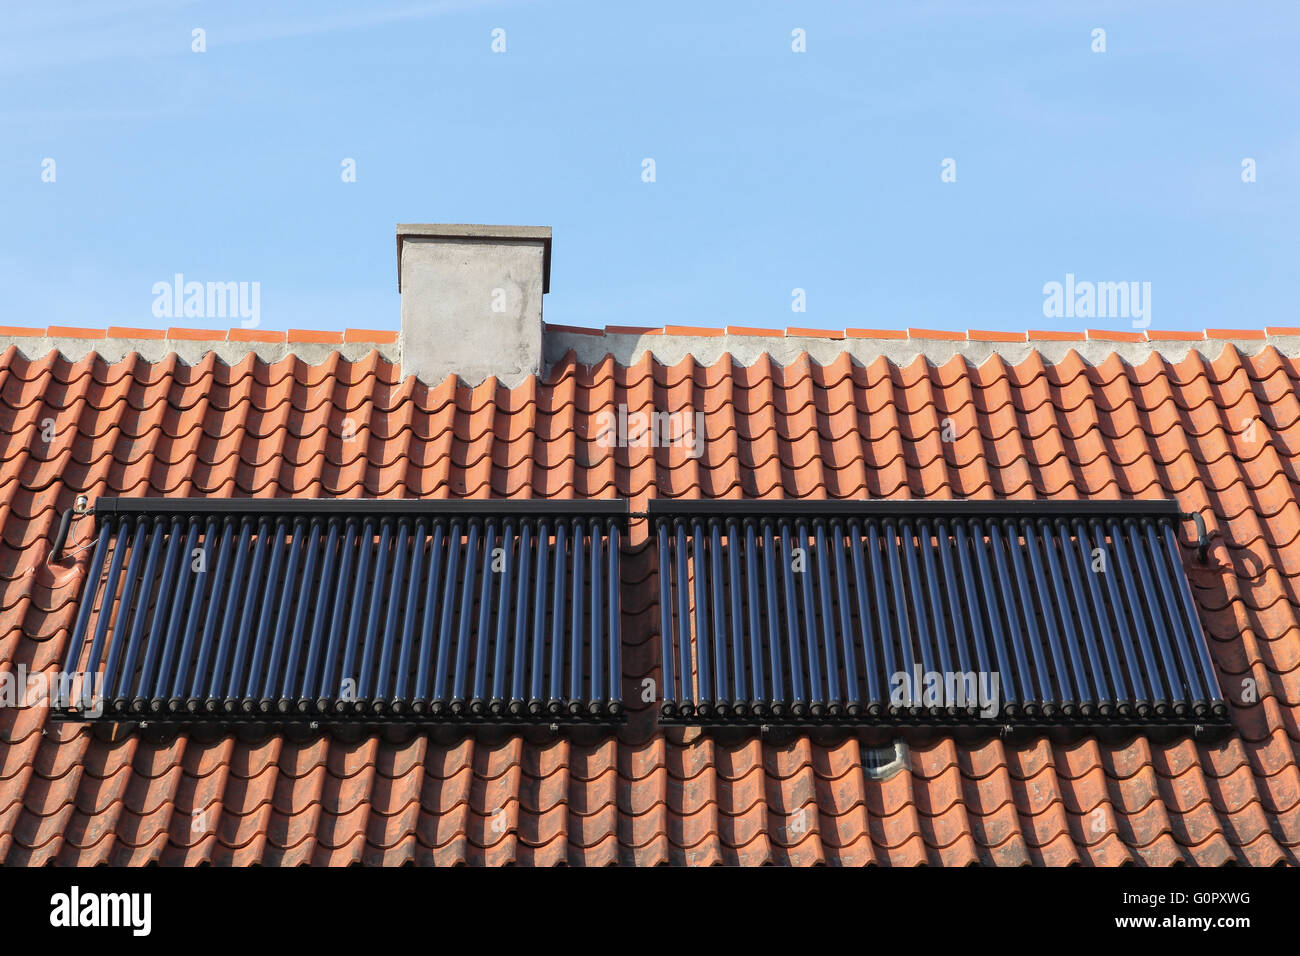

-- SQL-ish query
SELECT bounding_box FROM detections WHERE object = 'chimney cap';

[396,224,552,293]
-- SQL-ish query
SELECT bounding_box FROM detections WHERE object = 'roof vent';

[396,224,552,387]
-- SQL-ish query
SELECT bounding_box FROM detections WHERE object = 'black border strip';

[646,498,1184,519]
[50,712,627,728]
[94,496,630,525]
[656,716,1235,735]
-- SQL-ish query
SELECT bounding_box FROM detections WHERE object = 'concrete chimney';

[397,224,552,386]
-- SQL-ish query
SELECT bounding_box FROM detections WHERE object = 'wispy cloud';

[0,0,515,75]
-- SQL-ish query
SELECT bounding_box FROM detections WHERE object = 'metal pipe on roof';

[309,518,359,711]
[389,519,428,711]
[675,522,694,716]
[432,519,465,715]
[507,521,532,715]
[1021,519,1081,714]
[63,521,112,686]
[412,522,447,712]
[274,519,322,714]
[492,519,515,711]
[588,520,605,715]
[152,520,201,713]
[657,522,676,717]
[85,516,130,696]
[1111,519,1174,714]
[1004,519,1065,715]
[811,520,840,715]
[778,519,807,716]
[239,518,288,712]
[761,521,784,715]
[846,519,881,714]
[1144,521,1207,713]
[360,518,404,712]
[566,521,584,713]
[133,518,187,713]
[1052,520,1110,714]
[917,519,955,680]
[189,520,237,712]
[984,522,1036,717]
[104,517,158,707]
[220,517,271,711]
[548,520,568,714]
[1160,522,1226,717]
[864,522,898,710]
[934,520,974,695]
[794,519,824,717]
[743,521,766,715]
[958,519,1016,714]
[471,519,498,715]
[1090,520,1146,714]
[606,521,622,716]
[450,519,481,715]
[726,519,747,714]
[528,519,550,715]
[692,520,713,715]
[708,521,729,715]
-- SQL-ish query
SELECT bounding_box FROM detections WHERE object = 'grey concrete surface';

[5,330,1295,391]
[1,336,397,367]
[397,225,551,387]
[543,330,1298,374]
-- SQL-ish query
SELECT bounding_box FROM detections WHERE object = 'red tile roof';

[0,327,398,345]
[3,323,1293,350]
[572,324,1285,344]
[1,338,1298,865]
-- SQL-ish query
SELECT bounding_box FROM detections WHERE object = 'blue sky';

[3,1,1296,335]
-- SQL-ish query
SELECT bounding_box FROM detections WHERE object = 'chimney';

[397,224,552,386]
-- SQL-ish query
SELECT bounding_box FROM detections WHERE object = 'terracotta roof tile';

[47,326,107,339]
[166,327,222,341]
[907,327,964,340]
[605,325,662,335]
[664,326,723,337]
[969,330,1028,342]
[1146,330,1205,341]
[1027,330,1086,341]
[343,328,398,344]
[287,328,344,344]
[0,335,1297,866]
[786,327,845,339]
[227,328,286,343]
[1086,329,1144,342]
[845,328,907,340]
[106,326,166,340]
[1207,329,1267,340]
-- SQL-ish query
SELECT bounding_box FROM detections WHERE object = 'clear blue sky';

[3,1,1296,335]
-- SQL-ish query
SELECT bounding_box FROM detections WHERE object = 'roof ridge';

[4,324,1298,390]
[5,324,1295,346]
[0,326,397,344]
[544,323,1299,344]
